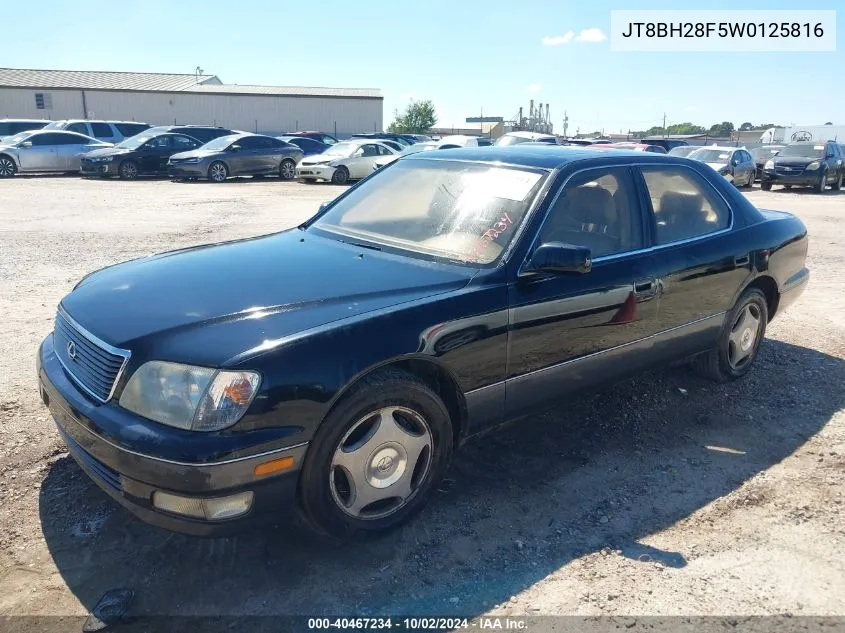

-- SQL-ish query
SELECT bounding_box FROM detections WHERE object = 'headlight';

[806,161,820,170]
[764,160,775,169]
[182,157,201,164]
[119,361,261,431]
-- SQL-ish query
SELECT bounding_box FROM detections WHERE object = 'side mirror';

[20,141,32,148]
[230,144,241,152]
[522,242,592,276]
[318,201,330,212]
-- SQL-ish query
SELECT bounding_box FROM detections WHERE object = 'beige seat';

[657,191,712,242]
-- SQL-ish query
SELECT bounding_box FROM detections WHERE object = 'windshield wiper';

[346,241,381,252]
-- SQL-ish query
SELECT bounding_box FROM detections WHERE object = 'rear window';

[115,123,150,137]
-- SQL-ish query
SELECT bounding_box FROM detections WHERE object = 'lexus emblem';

[376,455,394,472]
[66,341,77,361]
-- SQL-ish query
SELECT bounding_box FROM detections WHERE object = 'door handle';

[633,278,660,300]
[734,254,750,266]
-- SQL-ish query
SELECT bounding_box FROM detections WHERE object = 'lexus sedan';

[688,146,756,187]
[168,133,304,182]
[81,132,203,179]
[0,130,111,177]
[38,147,808,538]
[296,139,397,184]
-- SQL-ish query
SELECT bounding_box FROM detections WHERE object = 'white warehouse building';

[0,68,383,136]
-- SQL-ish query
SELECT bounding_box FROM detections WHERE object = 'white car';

[43,120,150,144]
[437,135,491,147]
[296,139,397,184]
[0,130,112,177]
[687,146,756,187]
[372,139,476,171]
[495,131,558,146]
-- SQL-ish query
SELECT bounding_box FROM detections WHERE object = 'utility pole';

[663,112,667,138]
[563,110,569,138]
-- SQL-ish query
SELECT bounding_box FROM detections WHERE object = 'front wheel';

[118,160,139,180]
[815,171,827,194]
[0,155,17,178]
[694,287,768,382]
[761,181,772,191]
[832,171,843,191]
[331,166,349,185]
[298,369,454,539]
[744,170,755,187]
[208,161,228,183]
[279,158,296,180]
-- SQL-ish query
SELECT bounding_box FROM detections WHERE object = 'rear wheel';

[279,158,296,180]
[118,160,139,180]
[331,166,349,185]
[208,161,228,183]
[298,369,453,539]
[0,155,17,178]
[694,288,768,382]
[744,170,755,187]
[760,181,772,191]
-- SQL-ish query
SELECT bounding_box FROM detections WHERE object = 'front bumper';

[761,169,819,186]
[296,164,336,181]
[168,163,206,178]
[80,161,116,176]
[37,334,307,536]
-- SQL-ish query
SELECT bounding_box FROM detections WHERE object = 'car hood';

[170,149,221,160]
[300,154,345,165]
[83,147,133,158]
[705,162,728,171]
[773,156,819,167]
[60,230,475,365]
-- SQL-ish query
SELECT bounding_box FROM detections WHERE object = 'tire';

[118,160,139,180]
[208,161,228,183]
[815,171,827,194]
[744,170,754,188]
[279,158,296,180]
[760,181,772,191]
[694,287,768,382]
[832,171,843,191]
[0,155,17,178]
[331,166,349,185]
[298,368,454,539]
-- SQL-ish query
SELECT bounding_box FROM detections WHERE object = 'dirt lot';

[0,176,842,624]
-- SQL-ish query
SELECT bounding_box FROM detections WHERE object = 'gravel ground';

[0,176,842,624]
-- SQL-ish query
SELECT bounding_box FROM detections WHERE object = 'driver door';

[505,166,662,417]
[138,135,172,174]
[347,143,381,178]
[17,133,61,171]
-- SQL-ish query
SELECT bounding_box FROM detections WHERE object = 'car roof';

[504,131,555,139]
[404,145,694,169]
[690,145,737,151]
[337,138,389,146]
[55,119,144,124]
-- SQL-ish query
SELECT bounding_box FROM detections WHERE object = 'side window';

[237,137,262,150]
[146,136,170,149]
[172,135,198,149]
[361,144,380,157]
[539,168,644,258]
[30,133,61,146]
[322,136,336,145]
[641,167,730,245]
[115,123,147,137]
[377,144,393,155]
[90,122,113,138]
[67,122,88,135]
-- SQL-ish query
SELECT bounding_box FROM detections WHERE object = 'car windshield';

[689,148,732,163]
[117,135,155,149]
[750,146,782,159]
[200,135,241,151]
[309,159,546,266]
[495,135,533,146]
[778,144,825,158]
[322,142,361,158]
[668,146,696,156]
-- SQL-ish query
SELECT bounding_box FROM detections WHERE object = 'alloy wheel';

[727,303,762,370]
[209,162,228,183]
[280,159,296,180]
[0,157,16,177]
[329,406,433,520]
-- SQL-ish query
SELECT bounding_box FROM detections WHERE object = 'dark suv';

[761,141,844,192]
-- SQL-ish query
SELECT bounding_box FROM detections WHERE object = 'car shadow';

[171,176,294,185]
[39,338,843,620]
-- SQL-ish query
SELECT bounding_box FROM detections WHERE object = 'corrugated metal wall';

[0,88,383,135]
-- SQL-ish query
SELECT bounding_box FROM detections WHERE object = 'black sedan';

[37,147,809,538]
[277,135,331,156]
[168,133,304,182]
[80,132,203,179]
[760,141,844,192]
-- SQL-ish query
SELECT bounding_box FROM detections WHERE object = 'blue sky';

[3,0,841,133]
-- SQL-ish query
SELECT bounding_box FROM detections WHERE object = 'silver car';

[0,130,112,177]
[296,139,397,184]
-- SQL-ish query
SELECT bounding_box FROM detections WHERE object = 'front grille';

[53,309,130,403]
[58,426,122,492]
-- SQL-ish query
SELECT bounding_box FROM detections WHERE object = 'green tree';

[387,100,437,134]
[739,122,754,131]
[708,121,735,137]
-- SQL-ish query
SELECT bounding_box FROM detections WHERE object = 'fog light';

[152,491,254,520]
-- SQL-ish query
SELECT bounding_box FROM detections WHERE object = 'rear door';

[58,133,101,170]
[505,166,662,417]
[635,164,749,357]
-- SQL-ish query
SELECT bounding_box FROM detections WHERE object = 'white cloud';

[575,28,607,43]
[542,31,574,46]
[527,83,542,94]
